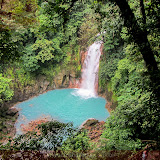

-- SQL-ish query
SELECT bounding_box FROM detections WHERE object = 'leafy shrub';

[1,121,76,151]
[0,74,13,103]
[62,130,90,152]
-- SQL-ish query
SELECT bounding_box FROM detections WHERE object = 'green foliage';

[62,130,90,152]
[101,122,142,150]
[111,58,136,93]
[3,63,35,90]
[98,0,160,146]
[0,0,160,154]
[32,38,55,63]
[101,85,160,150]
[1,121,76,151]
[101,47,160,150]
[98,2,125,92]
[15,68,34,88]
[0,74,13,103]
[40,65,60,81]
[22,45,40,72]
[0,31,22,64]
[0,0,38,30]
[78,13,100,49]
[61,44,81,78]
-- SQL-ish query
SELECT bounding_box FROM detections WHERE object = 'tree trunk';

[113,0,158,72]
[112,0,160,99]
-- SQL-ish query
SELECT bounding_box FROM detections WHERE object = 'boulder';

[80,118,99,129]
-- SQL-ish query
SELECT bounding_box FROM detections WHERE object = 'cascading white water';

[76,41,102,98]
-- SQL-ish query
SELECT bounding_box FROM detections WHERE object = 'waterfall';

[75,41,102,98]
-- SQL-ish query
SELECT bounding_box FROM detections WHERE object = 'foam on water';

[72,88,96,99]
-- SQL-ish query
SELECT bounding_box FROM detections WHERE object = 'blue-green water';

[15,89,109,134]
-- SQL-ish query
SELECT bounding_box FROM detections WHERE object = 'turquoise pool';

[15,89,109,134]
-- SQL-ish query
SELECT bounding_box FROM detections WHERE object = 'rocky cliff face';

[7,71,78,107]
[98,85,117,113]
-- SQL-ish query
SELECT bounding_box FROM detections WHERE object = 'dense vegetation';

[98,0,160,150]
[0,0,160,159]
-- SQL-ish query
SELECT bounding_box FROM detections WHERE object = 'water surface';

[15,89,109,134]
